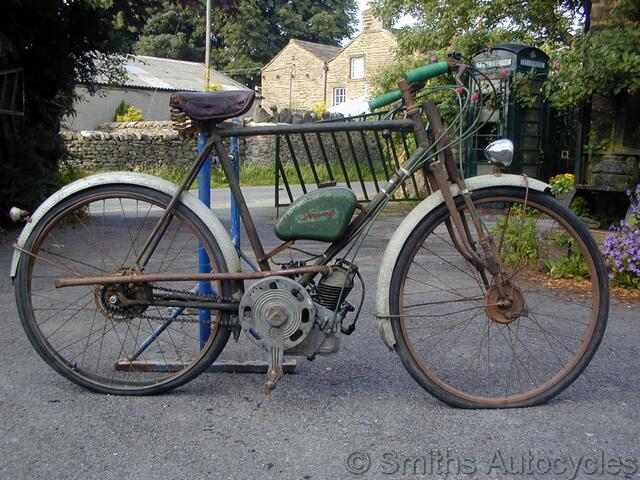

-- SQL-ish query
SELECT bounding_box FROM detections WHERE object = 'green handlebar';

[368,61,451,110]
[404,61,450,83]
[368,90,402,110]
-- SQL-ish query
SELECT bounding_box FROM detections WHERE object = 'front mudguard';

[10,172,241,280]
[374,174,550,349]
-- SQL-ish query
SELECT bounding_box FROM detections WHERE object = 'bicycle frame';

[54,79,500,302]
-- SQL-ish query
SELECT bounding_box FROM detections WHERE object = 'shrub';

[313,102,327,119]
[493,205,539,268]
[115,105,144,122]
[113,100,129,121]
[603,185,640,289]
[205,81,223,92]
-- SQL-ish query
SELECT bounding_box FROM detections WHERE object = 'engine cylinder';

[315,264,356,310]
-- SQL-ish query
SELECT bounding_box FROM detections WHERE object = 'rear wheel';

[15,184,239,395]
[389,187,608,408]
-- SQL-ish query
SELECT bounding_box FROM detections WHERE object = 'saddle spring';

[170,107,198,139]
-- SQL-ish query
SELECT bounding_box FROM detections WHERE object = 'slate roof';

[290,40,341,62]
[95,55,249,92]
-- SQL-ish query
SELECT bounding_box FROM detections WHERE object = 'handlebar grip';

[368,90,402,110]
[404,61,450,84]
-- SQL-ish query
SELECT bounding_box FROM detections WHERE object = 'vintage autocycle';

[11,58,609,408]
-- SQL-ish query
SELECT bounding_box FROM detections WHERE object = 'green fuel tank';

[274,187,358,242]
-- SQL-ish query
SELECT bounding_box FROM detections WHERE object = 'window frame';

[333,87,347,106]
[350,56,365,80]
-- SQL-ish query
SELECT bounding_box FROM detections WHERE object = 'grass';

[54,160,392,190]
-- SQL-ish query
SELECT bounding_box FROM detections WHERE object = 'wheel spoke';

[394,190,605,407]
[18,189,231,394]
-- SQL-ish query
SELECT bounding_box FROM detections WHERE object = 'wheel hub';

[484,284,527,324]
[94,272,152,321]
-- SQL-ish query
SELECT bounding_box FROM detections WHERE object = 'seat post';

[211,133,271,271]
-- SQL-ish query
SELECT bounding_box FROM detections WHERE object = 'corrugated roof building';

[65,55,250,131]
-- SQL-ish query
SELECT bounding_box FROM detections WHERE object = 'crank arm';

[263,326,284,395]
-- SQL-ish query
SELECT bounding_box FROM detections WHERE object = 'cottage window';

[350,57,365,79]
[333,87,347,105]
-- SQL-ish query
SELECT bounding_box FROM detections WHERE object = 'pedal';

[263,325,284,395]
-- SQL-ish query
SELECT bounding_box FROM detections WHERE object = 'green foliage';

[132,0,356,86]
[133,1,207,62]
[115,105,144,122]
[544,236,589,280]
[313,103,327,119]
[549,173,575,196]
[113,100,129,120]
[0,1,147,223]
[205,81,224,92]
[374,0,581,58]
[48,162,86,192]
[543,0,640,110]
[570,196,591,217]
[512,70,540,109]
[492,205,540,268]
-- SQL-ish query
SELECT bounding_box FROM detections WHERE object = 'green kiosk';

[466,44,550,179]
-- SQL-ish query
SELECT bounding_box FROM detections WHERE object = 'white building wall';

[63,86,174,131]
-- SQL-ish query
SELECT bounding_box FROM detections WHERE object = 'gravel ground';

[1,186,638,480]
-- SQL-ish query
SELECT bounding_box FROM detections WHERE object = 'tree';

[132,0,357,85]
[133,1,208,61]
[374,0,584,55]
[0,1,150,222]
[544,0,640,111]
[371,0,586,95]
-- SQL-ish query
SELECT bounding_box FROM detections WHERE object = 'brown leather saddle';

[169,90,255,122]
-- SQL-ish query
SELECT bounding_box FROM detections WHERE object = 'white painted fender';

[10,172,241,279]
[375,174,550,349]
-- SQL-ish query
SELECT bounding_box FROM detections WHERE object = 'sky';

[354,0,415,34]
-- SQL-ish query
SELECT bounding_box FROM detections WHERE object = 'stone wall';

[325,27,397,104]
[261,42,328,111]
[260,8,396,110]
[589,153,640,190]
[62,120,385,172]
[242,130,384,167]
[63,121,197,170]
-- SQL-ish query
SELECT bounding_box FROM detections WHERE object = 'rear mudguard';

[375,174,550,349]
[10,172,241,280]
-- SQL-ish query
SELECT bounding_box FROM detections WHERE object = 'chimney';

[362,5,384,31]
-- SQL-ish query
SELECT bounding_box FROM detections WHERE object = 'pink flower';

[455,87,465,95]
[498,69,509,78]
[430,54,438,63]
[447,45,454,51]
[471,91,480,103]
[551,60,560,69]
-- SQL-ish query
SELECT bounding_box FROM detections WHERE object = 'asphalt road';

[1,186,639,480]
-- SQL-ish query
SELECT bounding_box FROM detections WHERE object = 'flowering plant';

[549,173,575,197]
[602,185,640,289]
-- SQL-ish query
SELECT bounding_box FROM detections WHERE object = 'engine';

[315,261,358,311]
[238,261,358,360]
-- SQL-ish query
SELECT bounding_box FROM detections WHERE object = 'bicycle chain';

[138,285,237,325]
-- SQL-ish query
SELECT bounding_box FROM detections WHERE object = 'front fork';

[400,81,508,296]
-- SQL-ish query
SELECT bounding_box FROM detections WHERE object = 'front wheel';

[15,184,239,395]
[389,187,608,408]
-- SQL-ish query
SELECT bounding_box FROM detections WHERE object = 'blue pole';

[197,133,214,349]
[230,124,241,250]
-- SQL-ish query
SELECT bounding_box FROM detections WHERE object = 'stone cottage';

[260,7,397,111]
